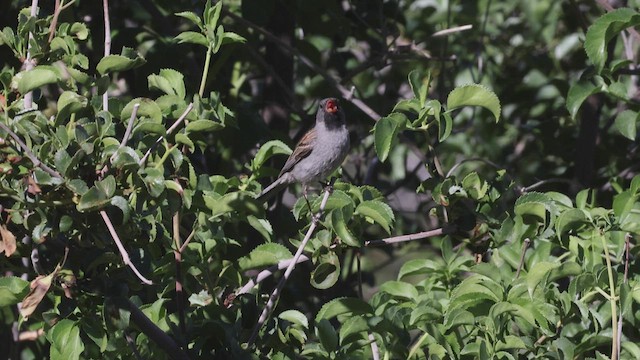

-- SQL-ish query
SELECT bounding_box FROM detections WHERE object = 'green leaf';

[556,208,589,239]
[16,66,60,93]
[439,111,453,141]
[96,48,146,75]
[614,109,637,140]
[175,133,195,152]
[186,119,224,132]
[205,1,223,30]
[77,186,110,212]
[379,280,419,301]
[121,98,163,124]
[247,215,273,242]
[238,243,293,271]
[96,175,116,198]
[373,112,407,162]
[0,276,29,307]
[446,84,501,122]
[339,316,369,344]
[315,297,373,322]
[585,8,640,74]
[48,319,84,360]
[279,310,309,329]
[355,200,394,234]
[175,11,203,30]
[316,319,338,352]
[566,77,605,119]
[56,91,88,123]
[174,31,209,47]
[514,192,553,224]
[148,68,186,99]
[252,140,292,171]
[525,261,559,297]
[329,208,359,247]
[310,252,340,289]
[408,69,430,105]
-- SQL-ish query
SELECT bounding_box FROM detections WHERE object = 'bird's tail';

[256,176,289,203]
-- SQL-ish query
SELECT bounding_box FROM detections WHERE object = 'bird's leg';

[302,185,314,216]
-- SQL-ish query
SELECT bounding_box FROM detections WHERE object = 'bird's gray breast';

[290,124,349,184]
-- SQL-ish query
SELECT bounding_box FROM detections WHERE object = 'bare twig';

[178,225,197,253]
[445,157,502,178]
[48,0,62,43]
[617,233,632,360]
[23,0,39,110]
[432,24,473,37]
[238,226,455,296]
[0,122,62,178]
[102,0,111,111]
[139,103,194,166]
[100,211,153,285]
[520,178,578,193]
[247,187,333,346]
[110,103,139,163]
[237,254,310,296]
[515,238,530,279]
[364,226,454,247]
[122,298,190,360]
[173,212,186,334]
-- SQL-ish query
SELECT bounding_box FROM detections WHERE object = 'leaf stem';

[198,46,212,97]
[600,230,618,360]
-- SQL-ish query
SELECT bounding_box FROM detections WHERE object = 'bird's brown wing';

[279,128,316,177]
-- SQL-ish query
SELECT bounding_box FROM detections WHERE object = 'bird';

[257,98,350,207]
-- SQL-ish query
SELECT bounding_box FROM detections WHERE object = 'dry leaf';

[20,274,54,319]
[0,223,16,257]
[26,175,42,195]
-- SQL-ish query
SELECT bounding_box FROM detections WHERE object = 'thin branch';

[237,254,311,296]
[364,226,454,247]
[179,224,197,253]
[17,329,44,341]
[110,103,139,163]
[618,233,632,360]
[520,178,578,193]
[432,24,473,37]
[238,226,455,295]
[446,157,501,178]
[515,238,530,279]
[173,212,186,334]
[47,0,62,43]
[102,0,111,111]
[100,210,153,285]
[122,298,190,360]
[247,187,333,346]
[139,103,194,166]
[0,122,62,178]
[23,0,39,110]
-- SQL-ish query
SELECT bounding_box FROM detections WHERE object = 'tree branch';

[100,211,153,285]
[23,0,39,110]
[122,298,190,360]
[0,122,62,178]
[139,103,194,166]
[102,0,111,111]
[247,186,333,346]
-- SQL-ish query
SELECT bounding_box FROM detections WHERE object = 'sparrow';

[257,98,350,204]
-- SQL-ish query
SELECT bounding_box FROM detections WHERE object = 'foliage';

[2,0,640,359]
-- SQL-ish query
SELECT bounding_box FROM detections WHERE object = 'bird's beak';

[327,102,338,113]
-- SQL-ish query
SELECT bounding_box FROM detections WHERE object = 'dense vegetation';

[2,0,640,359]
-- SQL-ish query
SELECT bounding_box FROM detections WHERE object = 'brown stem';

[122,298,190,360]
[48,0,62,43]
[0,122,62,178]
[173,212,186,334]
[364,226,455,247]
